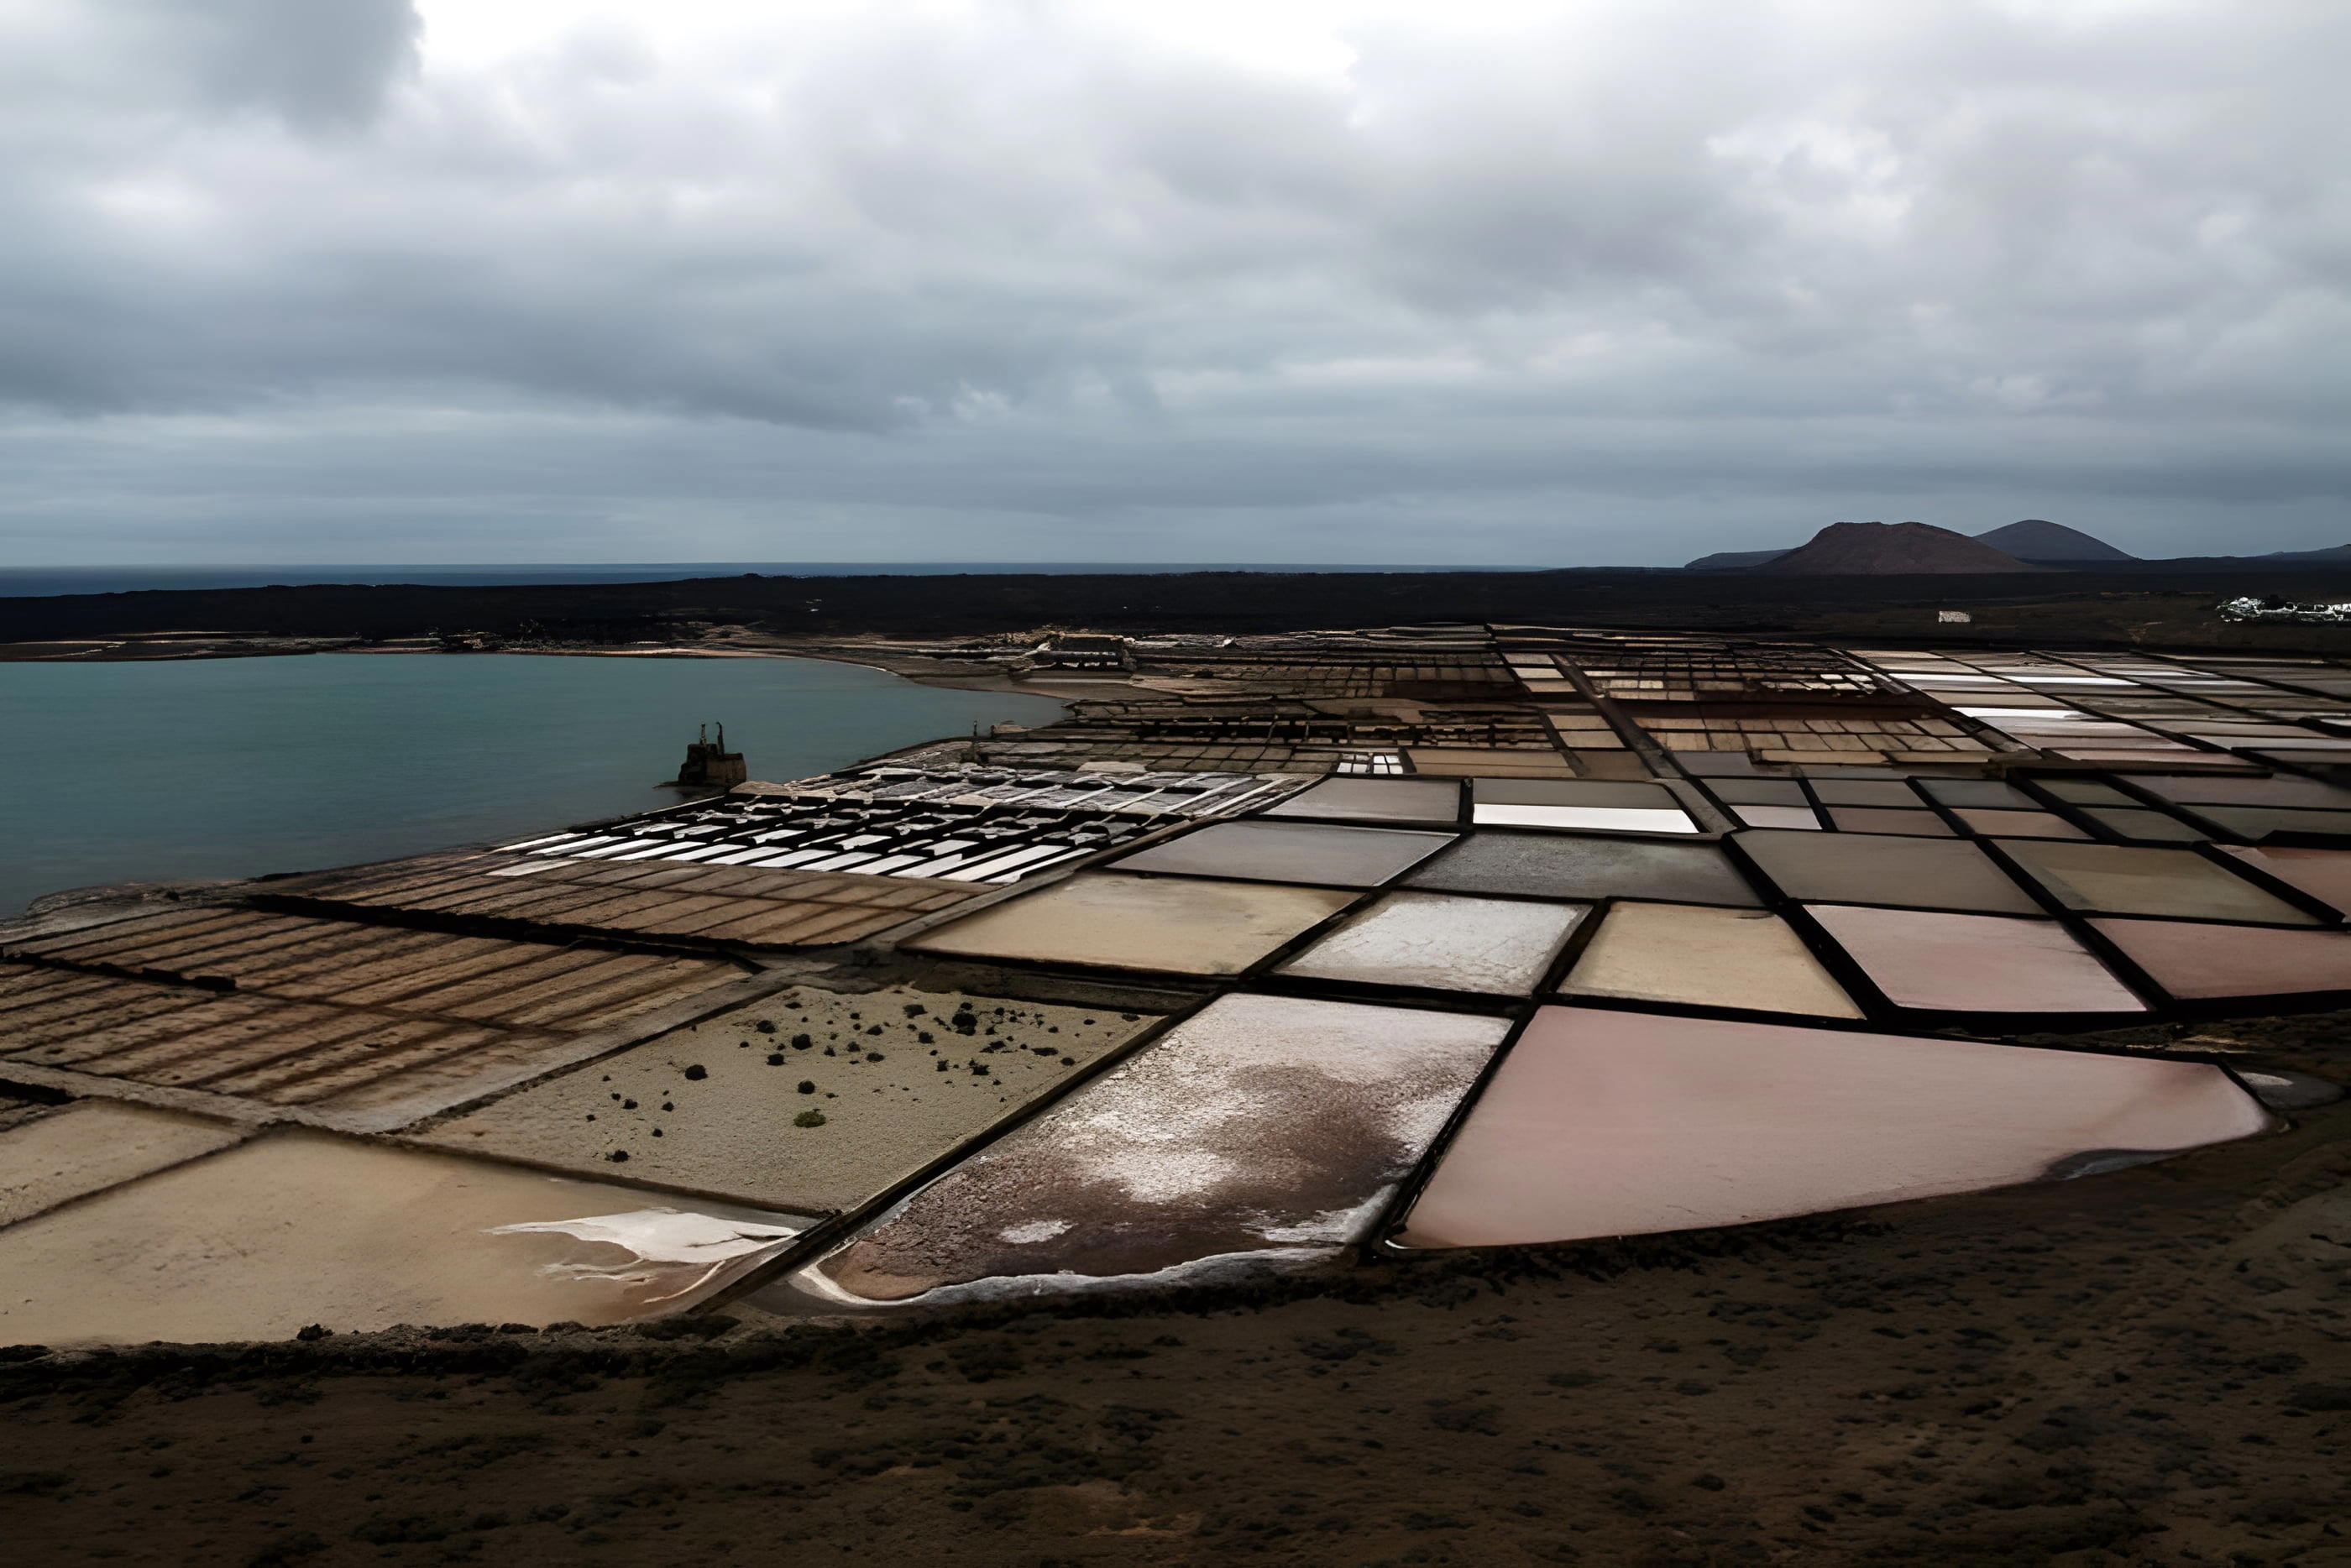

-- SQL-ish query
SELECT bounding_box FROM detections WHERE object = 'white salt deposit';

[1275,891,1587,995]
[487,1208,804,1302]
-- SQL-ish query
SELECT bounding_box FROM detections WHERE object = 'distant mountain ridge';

[1685,519,2132,572]
[1756,522,2043,577]
[1973,520,2136,562]
[1682,548,1793,571]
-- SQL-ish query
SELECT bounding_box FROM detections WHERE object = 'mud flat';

[1558,901,1860,1017]
[1104,819,1457,887]
[2001,839,2322,923]
[0,1101,247,1226]
[1406,830,1763,905]
[0,1130,811,1346]
[900,871,1359,975]
[417,984,1157,1214]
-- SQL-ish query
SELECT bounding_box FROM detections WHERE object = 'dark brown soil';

[3,1050,2344,1568]
[11,565,2351,655]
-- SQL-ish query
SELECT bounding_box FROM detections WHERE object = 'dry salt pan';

[1560,902,1860,1018]
[487,1210,801,1304]
[1998,840,2319,924]
[1408,832,1762,907]
[1109,819,1457,887]
[418,984,1154,1215]
[799,993,1509,1304]
[1733,829,2042,914]
[902,872,1358,975]
[1275,891,1589,996]
[0,1130,814,1346]
[1825,807,1954,837]
[1730,805,1823,831]
[1468,779,1698,834]
[1948,808,2088,840]
[0,1101,247,1228]
[1259,777,1463,827]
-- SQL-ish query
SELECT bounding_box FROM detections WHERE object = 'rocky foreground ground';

[3,1017,2344,1568]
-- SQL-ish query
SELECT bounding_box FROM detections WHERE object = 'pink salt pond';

[1804,905,2146,1015]
[2088,918,2351,1002]
[1395,1007,2269,1250]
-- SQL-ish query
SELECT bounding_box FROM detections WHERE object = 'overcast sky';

[1,0,2344,567]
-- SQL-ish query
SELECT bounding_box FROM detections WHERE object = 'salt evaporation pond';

[1396,1007,2271,1250]
[0,1131,814,1344]
[799,993,1509,1306]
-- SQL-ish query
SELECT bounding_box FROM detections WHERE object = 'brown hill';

[1758,520,2045,576]
[1975,519,2135,562]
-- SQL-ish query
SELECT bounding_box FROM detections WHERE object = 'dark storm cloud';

[0,2,2344,563]
[136,0,422,128]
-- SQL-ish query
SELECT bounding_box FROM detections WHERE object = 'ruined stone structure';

[675,722,747,789]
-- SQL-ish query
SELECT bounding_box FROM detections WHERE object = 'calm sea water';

[0,562,1522,598]
[0,654,1066,915]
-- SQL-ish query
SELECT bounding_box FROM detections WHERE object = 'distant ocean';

[0,654,1066,915]
[0,563,1528,598]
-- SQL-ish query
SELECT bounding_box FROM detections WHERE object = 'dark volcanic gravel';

[13,564,2351,653]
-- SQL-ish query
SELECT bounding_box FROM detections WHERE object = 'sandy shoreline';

[0,635,1081,699]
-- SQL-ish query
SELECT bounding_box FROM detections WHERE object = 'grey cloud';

[0,2,2343,563]
[133,0,421,128]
